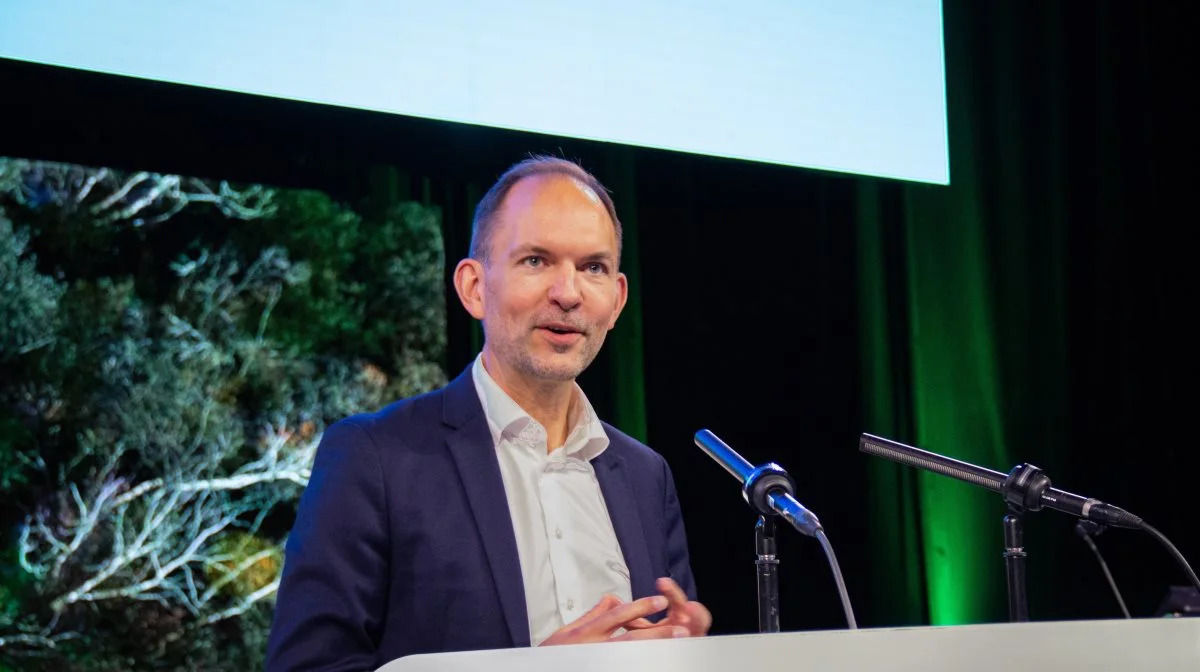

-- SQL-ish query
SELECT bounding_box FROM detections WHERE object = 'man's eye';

[523,256,544,267]
[586,262,607,274]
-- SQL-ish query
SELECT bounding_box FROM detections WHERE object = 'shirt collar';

[471,353,609,461]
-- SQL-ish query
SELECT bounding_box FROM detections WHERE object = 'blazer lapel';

[442,368,530,647]
[594,452,657,602]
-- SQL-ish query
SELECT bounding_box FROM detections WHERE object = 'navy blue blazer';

[264,365,698,671]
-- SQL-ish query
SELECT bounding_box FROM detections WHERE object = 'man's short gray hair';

[468,155,622,266]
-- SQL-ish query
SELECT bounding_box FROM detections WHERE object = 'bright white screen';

[1,1,948,184]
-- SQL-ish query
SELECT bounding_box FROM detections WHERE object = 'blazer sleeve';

[264,419,391,672]
[660,456,699,602]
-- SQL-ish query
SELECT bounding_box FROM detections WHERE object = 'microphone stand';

[741,461,799,634]
[999,463,1051,623]
[860,434,1129,623]
[755,516,781,633]
[860,432,1200,622]
[1002,512,1028,622]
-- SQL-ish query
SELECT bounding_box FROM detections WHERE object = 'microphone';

[858,433,1142,528]
[694,428,858,630]
[860,432,1200,599]
[694,429,822,537]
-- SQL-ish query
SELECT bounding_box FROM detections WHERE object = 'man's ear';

[606,271,629,330]
[453,258,486,320]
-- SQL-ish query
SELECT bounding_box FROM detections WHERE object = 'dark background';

[3,0,1194,637]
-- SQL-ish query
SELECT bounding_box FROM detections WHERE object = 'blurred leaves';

[0,213,65,363]
[234,190,447,375]
[0,157,448,670]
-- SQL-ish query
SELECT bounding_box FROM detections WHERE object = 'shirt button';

[555,528,563,539]
[567,599,575,610]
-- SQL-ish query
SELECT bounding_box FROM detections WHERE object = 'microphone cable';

[815,528,857,629]
[1140,522,1200,592]
[1075,520,1131,619]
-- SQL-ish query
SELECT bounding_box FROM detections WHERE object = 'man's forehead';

[492,175,616,249]
[565,177,604,206]
[506,174,602,208]
[491,177,610,243]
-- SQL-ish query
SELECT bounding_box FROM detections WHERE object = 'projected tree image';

[0,157,448,670]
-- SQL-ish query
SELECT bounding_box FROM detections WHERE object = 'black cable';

[1140,522,1200,592]
[1075,521,1131,619]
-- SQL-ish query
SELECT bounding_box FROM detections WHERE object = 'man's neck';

[481,349,577,451]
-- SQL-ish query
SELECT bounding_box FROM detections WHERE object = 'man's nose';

[547,266,582,310]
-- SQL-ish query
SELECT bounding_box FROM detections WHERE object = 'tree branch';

[18,425,317,630]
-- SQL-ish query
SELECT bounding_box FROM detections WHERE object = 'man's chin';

[524,353,589,382]
[533,364,584,382]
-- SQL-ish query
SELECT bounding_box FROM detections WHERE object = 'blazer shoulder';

[332,385,448,447]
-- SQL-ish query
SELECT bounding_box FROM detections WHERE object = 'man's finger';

[580,595,668,635]
[611,625,690,642]
[562,594,623,635]
[584,594,623,617]
[656,577,690,607]
[622,617,658,629]
[691,602,714,633]
[655,577,693,624]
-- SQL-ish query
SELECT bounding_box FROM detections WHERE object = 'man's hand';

[539,594,690,646]
[626,578,712,638]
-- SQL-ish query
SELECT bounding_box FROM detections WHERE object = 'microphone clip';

[743,462,797,519]
[1002,463,1051,515]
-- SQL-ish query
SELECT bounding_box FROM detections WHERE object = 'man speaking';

[264,156,711,671]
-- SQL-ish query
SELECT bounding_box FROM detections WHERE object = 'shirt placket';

[539,457,585,623]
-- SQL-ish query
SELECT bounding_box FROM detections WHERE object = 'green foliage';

[0,410,33,492]
[0,212,65,363]
[235,190,447,375]
[0,541,32,626]
[0,157,448,670]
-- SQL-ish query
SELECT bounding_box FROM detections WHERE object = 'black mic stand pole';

[1002,512,1028,622]
[755,515,780,633]
[742,462,798,634]
[1000,463,1048,623]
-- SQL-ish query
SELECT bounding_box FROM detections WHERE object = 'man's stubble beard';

[488,322,605,383]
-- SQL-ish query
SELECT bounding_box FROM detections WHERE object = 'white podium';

[377,618,1200,672]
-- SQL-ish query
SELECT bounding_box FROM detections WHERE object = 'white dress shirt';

[471,354,633,646]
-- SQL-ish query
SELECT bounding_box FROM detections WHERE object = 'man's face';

[472,175,627,383]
